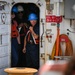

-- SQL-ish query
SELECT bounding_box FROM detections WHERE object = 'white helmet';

[17,5,24,12]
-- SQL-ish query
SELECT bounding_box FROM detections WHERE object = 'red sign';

[56,16,62,23]
[46,15,62,23]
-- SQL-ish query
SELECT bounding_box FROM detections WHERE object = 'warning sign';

[46,15,62,23]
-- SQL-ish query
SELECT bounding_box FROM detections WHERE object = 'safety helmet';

[17,5,24,12]
[12,6,18,13]
[28,13,38,21]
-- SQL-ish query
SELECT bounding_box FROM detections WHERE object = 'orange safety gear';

[35,38,39,44]
[26,31,39,44]
[51,34,73,60]
[11,24,18,38]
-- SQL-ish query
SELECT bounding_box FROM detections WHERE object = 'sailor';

[23,13,39,69]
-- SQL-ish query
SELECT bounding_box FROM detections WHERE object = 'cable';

[41,23,44,47]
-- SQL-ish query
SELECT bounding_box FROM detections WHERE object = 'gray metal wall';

[0,1,10,75]
[64,0,75,19]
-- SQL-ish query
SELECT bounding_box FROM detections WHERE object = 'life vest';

[11,24,18,38]
[35,38,39,44]
[51,34,73,60]
[26,30,39,44]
